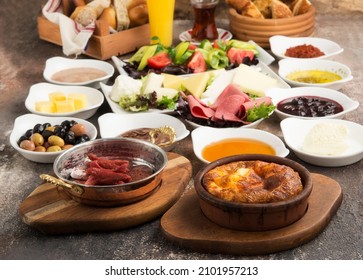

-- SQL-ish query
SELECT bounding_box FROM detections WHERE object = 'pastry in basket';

[271,0,293,18]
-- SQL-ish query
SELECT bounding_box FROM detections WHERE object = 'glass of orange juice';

[147,0,175,47]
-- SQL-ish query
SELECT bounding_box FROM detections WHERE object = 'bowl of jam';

[265,87,359,120]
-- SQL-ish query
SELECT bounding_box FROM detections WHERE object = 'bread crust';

[113,0,130,31]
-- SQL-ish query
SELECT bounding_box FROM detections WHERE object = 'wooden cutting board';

[161,173,343,255]
[19,152,192,235]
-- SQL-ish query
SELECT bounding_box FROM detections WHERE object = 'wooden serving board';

[19,153,192,235]
[161,173,343,255]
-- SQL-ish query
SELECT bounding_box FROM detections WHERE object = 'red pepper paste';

[285,44,325,58]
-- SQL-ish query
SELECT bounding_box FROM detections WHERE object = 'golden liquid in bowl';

[202,138,276,162]
[286,70,342,84]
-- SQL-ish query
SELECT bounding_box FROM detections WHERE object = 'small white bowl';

[278,58,353,90]
[265,87,359,120]
[280,118,363,167]
[191,126,289,163]
[25,82,104,119]
[43,56,114,88]
[270,35,344,60]
[98,113,190,151]
[10,114,97,163]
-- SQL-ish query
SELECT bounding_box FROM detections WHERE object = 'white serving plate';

[43,56,114,88]
[98,113,190,151]
[278,58,353,90]
[280,118,363,167]
[269,35,344,60]
[191,126,289,164]
[111,40,275,75]
[25,82,104,119]
[10,114,97,163]
[265,87,359,120]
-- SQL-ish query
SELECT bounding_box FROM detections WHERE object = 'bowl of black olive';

[265,87,359,120]
[10,114,97,163]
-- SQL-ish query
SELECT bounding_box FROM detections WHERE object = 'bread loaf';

[241,2,264,18]
[99,6,117,30]
[70,0,111,26]
[291,0,312,16]
[127,0,148,27]
[271,0,293,18]
[253,0,272,18]
[114,0,130,31]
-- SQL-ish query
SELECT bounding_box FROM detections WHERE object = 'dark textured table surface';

[1,1,362,260]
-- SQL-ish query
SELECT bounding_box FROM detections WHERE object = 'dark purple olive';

[64,131,76,144]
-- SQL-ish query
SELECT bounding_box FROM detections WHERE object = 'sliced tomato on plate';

[227,48,255,64]
[147,52,172,69]
[187,51,207,73]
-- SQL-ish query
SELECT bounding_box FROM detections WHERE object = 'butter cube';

[35,101,55,113]
[67,93,88,110]
[54,99,75,113]
[48,91,66,103]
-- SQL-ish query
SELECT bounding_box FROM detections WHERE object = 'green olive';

[30,133,44,146]
[46,145,62,152]
[19,140,35,151]
[34,146,46,152]
[48,135,65,147]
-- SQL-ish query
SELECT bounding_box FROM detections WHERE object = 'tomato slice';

[187,51,207,73]
[227,48,255,64]
[147,52,172,69]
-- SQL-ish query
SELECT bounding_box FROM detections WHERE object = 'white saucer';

[179,28,232,44]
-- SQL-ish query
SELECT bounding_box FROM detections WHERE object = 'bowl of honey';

[191,126,289,163]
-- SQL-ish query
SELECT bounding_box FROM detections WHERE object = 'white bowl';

[43,56,114,88]
[278,58,353,90]
[10,114,97,163]
[191,126,289,163]
[270,35,344,60]
[98,113,190,151]
[25,83,104,119]
[280,118,363,167]
[265,87,359,120]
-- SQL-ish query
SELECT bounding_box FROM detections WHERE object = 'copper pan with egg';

[194,154,313,231]
[40,138,168,207]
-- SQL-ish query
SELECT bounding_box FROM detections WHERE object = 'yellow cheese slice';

[67,93,88,110]
[35,101,55,113]
[161,73,184,90]
[48,91,66,103]
[181,72,210,98]
[54,99,75,113]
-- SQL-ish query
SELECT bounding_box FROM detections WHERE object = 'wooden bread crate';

[37,15,150,60]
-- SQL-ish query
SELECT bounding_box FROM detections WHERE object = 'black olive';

[25,129,33,138]
[64,130,76,144]
[43,123,51,129]
[17,135,28,145]
[74,134,90,145]
[42,129,54,141]
[54,125,66,138]
[61,120,72,130]
[33,123,42,134]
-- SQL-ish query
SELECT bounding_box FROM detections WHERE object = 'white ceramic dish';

[278,58,353,90]
[280,118,363,167]
[10,114,97,163]
[25,82,104,119]
[191,126,289,163]
[265,87,359,120]
[43,56,114,88]
[269,35,344,60]
[100,83,174,114]
[98,112,190,147]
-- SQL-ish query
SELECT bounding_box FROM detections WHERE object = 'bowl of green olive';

[10,114,97,163]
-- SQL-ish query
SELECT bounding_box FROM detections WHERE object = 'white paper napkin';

[42,0,95,57]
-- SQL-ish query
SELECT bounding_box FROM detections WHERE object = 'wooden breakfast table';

[0,1,362,260]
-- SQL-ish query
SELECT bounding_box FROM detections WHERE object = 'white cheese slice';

[232,64,278,97]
